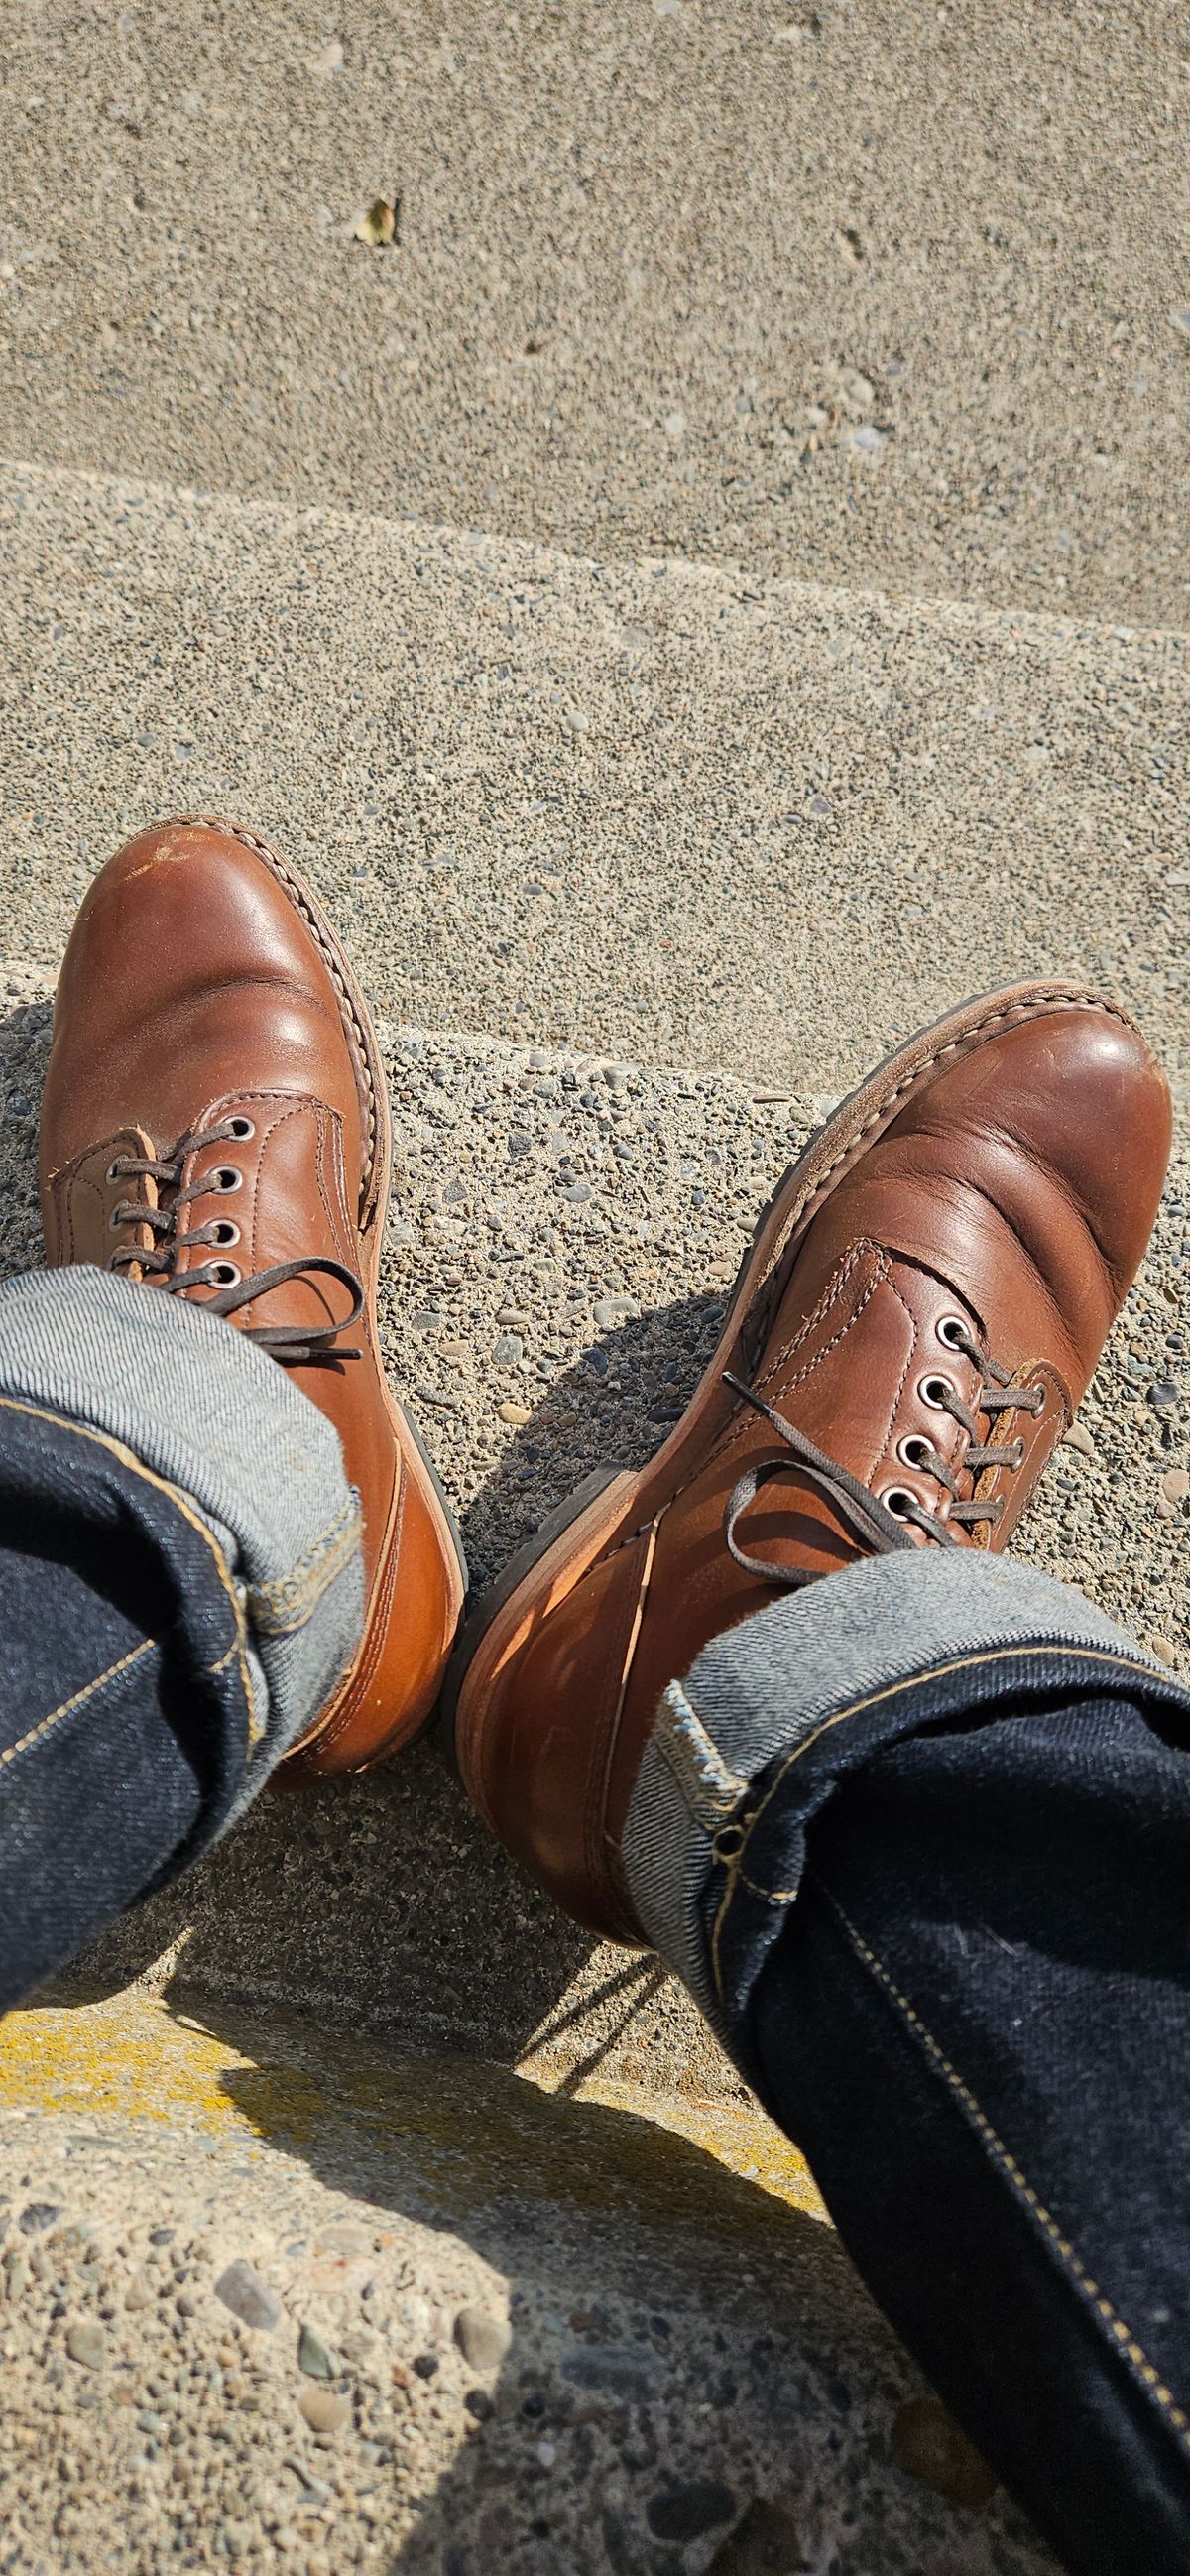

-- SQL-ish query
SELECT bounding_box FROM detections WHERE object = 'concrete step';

[0,1990,1057,2573]
[2,460,1187,1111]
[0,1,1186,625]
[1,983,1185,2106]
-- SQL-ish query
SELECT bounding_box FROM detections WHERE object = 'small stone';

[561,708,590,735]
[1152,1637,1178,1667]
[851,423,890,453]
[353,196,398,248]
[214,2260,281,2332]
[498,1401,532,1426]
[594,1296,641,1329]
[465,2386,495,2421]
[123,2269,154,2311]
[496,1307,532,1328]
[1149,1379,1180,1413]
[399,2294,433,2340]
[1161,1468,1189,1505]
[664,410,686,441]
[19,2203,60,2234]
[1061,1421,1095,1458]
[306,39,344,74]
[298,2325,336,2381]
[413,2351,439,2380]
[66,2322,106,2371]
[706,2496,803,2573]
[891,2393,997,2508]
[562,1180,593,1204]
[647,2481,736,2542]
[561,2344,659,2402]
[492,1332,524,1365]
[3,2253,30,2299]
[454,2305,512,2374]
[298,2387,351,2439]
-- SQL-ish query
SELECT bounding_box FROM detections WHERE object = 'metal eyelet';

[936,1314,970,1352]
[108,1205,123,1230]
[918,1372,956,1411]
[880,1486,921,1520]
[896,1433,932,1471]
[1010,1435,1026,1469]
[105,1160,123,1185]
[210,1261,241,1288]
[212,1166,243,1194]
[227,1116,256,1142]
[211,1219,241,1248]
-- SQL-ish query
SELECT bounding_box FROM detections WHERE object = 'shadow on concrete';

[153,1987,963,2576]
[1,992,731,2094]
[6,995,1047,2571]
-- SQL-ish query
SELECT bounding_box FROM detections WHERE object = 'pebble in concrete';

[298,2323,336,2380]
[65,2322,106,2371]
[214,2259,281,2332]
[453,2304,512,2374]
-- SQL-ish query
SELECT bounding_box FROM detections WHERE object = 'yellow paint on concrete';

[0,1988,827,2232]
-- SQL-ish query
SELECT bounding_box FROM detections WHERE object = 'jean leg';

[750,1686,1190,2576]
[0,1265,365,2012]
[621,1552,1190,2576]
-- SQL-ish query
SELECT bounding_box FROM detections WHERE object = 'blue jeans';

[1,1269,1188,2576]
[625,1555,1190,2576]
[0,1266,363,2006]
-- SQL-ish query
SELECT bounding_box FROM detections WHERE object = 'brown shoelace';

[722,1325,1045,1586]
[106,1119,364,1366]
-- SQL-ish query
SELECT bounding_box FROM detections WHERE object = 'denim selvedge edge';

[0,1265,364,1763]
[621,1548,1180,2050]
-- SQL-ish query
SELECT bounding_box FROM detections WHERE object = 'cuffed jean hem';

[621,1549,1181,2068]
[0,1266,364,1771]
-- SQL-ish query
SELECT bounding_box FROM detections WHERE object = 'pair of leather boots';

[41,820,1173,1940]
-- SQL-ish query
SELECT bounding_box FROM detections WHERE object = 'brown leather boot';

[39,816,466,1776]
[446,982,1171,1938]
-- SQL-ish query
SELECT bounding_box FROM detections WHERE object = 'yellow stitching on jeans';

[824,1889,1190,2455]
[0,1395,263,1751]
[246,1496,362,1636]
[707,1643,1177,2012]
[0,1641,156,1772]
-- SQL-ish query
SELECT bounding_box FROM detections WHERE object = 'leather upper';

[40,819,463,1771]
[464,996,1172,1938]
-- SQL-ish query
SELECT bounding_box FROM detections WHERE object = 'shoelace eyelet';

[105,1160,125,1186]
[896,1433,932,1471]
[211,1219,240,1248]
[880,1485,923,1520]
[918,1371,956,1411]
[936,1313,971,1353]
[211,1165,242,1195]
[210,1261,241,1288]
[226,1117,255,1142]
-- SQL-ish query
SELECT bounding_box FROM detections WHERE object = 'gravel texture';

[0,2,1188,625]
[1,983,1185,2094]
[1,462,1187,1111]
[0,1991,1059,2575]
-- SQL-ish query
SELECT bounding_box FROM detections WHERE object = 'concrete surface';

[2,983,1185,2104]
[2,462,1188,1107]
[1,3,1188,625]
[1,23,1188,2550]
[0,1992,1058,2574]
